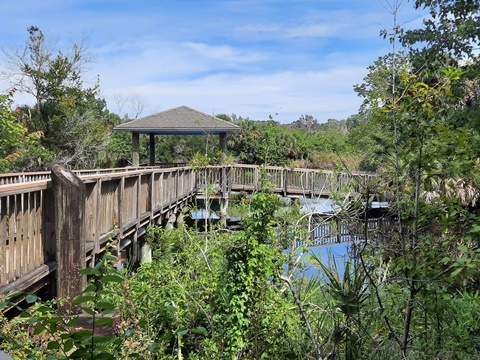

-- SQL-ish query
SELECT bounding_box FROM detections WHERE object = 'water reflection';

[190,196,365,279]
[190,208,220,220]
[288,197,339,214]
[289,243,352,280]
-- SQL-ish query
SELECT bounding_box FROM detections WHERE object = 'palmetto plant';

[311,254,370,360]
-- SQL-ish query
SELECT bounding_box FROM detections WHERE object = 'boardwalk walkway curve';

[0,164,379,302]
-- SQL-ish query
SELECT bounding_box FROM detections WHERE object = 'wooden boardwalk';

[196,164,377,198]
[0,165,196,301]
[0,164,380,301]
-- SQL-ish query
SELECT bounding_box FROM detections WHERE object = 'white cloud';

[0,0,430,124]
[183,42,268,64]
[101,65,366,122]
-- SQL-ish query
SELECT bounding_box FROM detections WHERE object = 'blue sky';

[0,0,426,123]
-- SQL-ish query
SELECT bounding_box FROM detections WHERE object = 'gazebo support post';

[219,132,227,160]
[149,133,155,166]
[132,132,140,167]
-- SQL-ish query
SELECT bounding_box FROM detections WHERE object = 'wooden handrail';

[0,165,196,298]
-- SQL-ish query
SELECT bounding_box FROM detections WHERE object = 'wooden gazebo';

[114,105,240,166]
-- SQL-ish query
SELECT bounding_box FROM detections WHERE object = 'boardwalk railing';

[0,166,196,300]
[1,164,380,301]
[196,164,378,197]
[0,165,187,185]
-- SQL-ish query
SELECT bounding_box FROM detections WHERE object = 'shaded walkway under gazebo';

[114,105,240,166]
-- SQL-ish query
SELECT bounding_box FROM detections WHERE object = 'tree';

[289,114,319,131]
[399,0,480,142]
[1,26,111,169]
[0,91,49,173]
[401,0,480,62]
[351,1,480,357]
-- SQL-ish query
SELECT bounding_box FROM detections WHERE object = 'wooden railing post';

[310,171,315,197]
[94,179,102,257]
[51,165,86,309]
[336,218,341,243]
[220,166,228,226]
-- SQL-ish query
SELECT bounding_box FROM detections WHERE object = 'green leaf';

[79,267,95,275]
[165,305,177,312]
[458,245,469,252]
[191,326,207,334]
[81,306,95,315]
[64,338,74,352]
[74,295,95,304]
[35,305,52,314]
[20,311,31,318]
[451,268,463,277]
[83,284,96,293]
[47,340,59,350]
[33,325,45,335]
[137,318,147,327]
[0,301,10,309]
[147,342,159,352]
[69,348,90,359]
[67,316,79,327]
[26,294,40,304]
[71,329,93,340]
[96,299,115,310]
[101,308,115,316]
[100,274,124,283]
[6,291,23,299]
[94,317,114,326]
[26,316,39,325]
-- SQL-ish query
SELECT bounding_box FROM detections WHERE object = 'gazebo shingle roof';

[114,105,240,135]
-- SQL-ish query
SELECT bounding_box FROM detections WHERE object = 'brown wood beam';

[51,165,86,311]
[149,133,155,166]
[219,132,227,160]
[132,132,140,167]
[0,261,57,298]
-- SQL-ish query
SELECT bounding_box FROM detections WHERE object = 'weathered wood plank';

[0,261,57,297]
[0,197,6,284]
[94,179,102,256]
[51,165,86,308]
[118,177,124,237]
[42,187,56,261]
[0,180,49,197]
[33,191,42,269]
[19,193,26,279]
[8,196,16,282]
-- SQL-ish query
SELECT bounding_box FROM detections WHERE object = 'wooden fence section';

[199,164,378,198]
[0,166,196,298]
[0,166,180,185]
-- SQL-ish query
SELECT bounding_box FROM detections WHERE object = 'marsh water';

[189,197,357,279]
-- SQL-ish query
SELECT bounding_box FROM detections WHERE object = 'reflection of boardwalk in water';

[299,216,394,248]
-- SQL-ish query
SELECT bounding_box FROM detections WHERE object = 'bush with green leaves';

[0,253,156,359]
